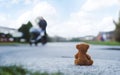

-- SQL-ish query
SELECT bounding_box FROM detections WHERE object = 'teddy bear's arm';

[75,53,78,59]
[86,54,91,60]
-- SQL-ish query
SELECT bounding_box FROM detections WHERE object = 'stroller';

[29,27,47,46]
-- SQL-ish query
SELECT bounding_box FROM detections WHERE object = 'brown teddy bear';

[74,43,93,66]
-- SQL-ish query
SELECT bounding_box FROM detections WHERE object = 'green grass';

[84,41,120,46]
[1,41,120,46]
[0,42,18,46]
[0,42,27,46]
[0,65,63,75]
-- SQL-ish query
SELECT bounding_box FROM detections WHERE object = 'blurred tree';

[0,33,4,37]
[113,12,120,42]
[5,33,12,38]
[18,21,33,42]
[69,37,81,42]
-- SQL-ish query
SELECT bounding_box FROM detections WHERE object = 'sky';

[0,0,120,38]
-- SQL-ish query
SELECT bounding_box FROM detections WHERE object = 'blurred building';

[0,26,22,42]
[50,36,68,42]
[96,31,115,41]
[80,35,95,41]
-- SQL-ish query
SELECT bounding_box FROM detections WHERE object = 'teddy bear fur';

[74,43,93,66]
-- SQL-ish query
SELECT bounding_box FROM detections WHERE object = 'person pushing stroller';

[29,17,47,46]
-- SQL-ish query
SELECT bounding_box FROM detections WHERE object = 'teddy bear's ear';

[86,44,90,49]
[83,44,90,50]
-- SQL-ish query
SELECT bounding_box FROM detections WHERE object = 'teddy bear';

[74,43,93,66]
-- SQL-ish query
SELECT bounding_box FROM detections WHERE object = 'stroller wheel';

[35,41,38,46]
[41,37,47,45]
[29,42,32,46]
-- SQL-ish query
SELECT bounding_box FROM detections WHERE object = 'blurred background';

[0,0,120,44]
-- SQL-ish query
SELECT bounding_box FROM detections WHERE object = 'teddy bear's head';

[76,43,89,54]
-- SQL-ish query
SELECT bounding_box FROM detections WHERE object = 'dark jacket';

[38,19,47,31]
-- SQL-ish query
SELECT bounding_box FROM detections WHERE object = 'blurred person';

[37,16,47,45]
[37,16,47,31]
[29,16,47,46]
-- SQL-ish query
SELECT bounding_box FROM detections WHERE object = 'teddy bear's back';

[77,52,88,61]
